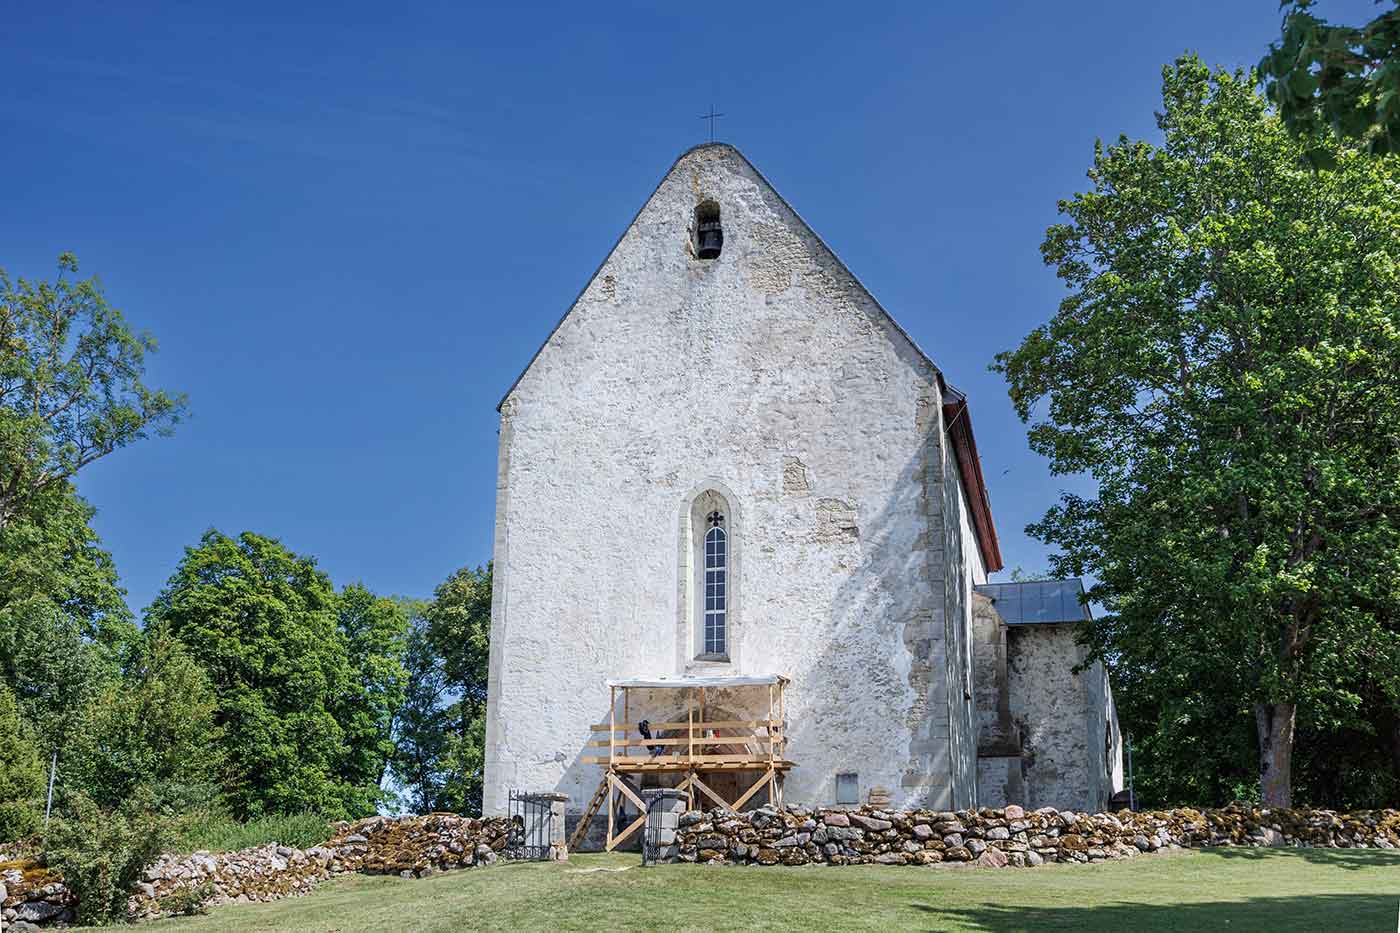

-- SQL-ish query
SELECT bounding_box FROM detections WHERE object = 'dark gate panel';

[506,789,556,861]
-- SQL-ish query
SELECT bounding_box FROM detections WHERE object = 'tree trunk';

[1255,701,1296,807]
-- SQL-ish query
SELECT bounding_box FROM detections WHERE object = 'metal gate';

[642,792,666,865]
[506,790,556,860]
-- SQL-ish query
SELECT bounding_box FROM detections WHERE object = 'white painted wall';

[482,144,988,815]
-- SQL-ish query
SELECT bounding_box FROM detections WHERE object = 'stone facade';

[483,142,1001,818]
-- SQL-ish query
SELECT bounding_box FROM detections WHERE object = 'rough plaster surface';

[1004,625,1122,811]
[481,144,995,816]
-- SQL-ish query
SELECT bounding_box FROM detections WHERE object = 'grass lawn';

[92,847,1400,932]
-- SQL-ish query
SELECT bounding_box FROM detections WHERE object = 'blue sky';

[0,1,1378,615]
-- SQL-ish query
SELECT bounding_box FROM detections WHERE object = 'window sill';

[693,653,731,663]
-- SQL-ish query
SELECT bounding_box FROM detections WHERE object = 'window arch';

[679,485,739,666]
[703,513,728,656]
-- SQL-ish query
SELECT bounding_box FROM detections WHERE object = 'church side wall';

[482,144,962,817]
[946,464,987,808]
[1006,625,1115,811]
[481,403,516,813]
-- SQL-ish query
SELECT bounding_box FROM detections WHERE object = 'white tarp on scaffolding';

[606,673,788,689]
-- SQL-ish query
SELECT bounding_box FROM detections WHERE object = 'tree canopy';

[147,530,362,820]
[391,565,491,815]
[996,56,1400,806]
[334,583,410,816]
[0,482,135,752]
[1261,1,1400,158]
[66,627,223,813]
[0,686,46,841]
[0,254,184,533]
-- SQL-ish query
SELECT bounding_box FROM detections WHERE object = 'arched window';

[703,511,728,655]
[681,486,738,666]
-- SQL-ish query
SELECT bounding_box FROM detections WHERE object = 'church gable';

[497,142,941,415]
[495,141,1001,574]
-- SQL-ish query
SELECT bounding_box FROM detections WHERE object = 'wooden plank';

[582,755,796,768]
[608,773,646,812]
[589,720,781,732]
[676,773,694,810]
[606,811,647,852]
[731,767,775,812]
[683,753,789,765]
[585,736,780,748]
[567,776,610,852]
[768,685,776,769]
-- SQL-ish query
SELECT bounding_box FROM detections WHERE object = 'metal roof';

[607,674,788,689]
[974,580,1091,625]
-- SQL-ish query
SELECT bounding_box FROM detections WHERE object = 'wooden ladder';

[567,774,611,852]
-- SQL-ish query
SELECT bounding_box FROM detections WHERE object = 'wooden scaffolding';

[569,675,793,852]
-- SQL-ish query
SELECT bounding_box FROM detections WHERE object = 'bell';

[696,221,723,259]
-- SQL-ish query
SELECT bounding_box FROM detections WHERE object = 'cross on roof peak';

[700,105,725,142]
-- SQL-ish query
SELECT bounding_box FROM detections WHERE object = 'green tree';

[421,564,490,814]
[0,686,46,841]
[0,253,185,534]
[147,530,360,820]
[389,602,453,813]
[67,627,223,813]
[1261,1,1400,159]
[388,567,491,815]
[334,584,409,815]
[995,57,1400,807]
[0,482,134,753]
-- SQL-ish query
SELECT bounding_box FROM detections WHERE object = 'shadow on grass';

[911,893,1398,932]
[1204,844,1400,871]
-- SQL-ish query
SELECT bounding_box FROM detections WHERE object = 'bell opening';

[694,201,723,260]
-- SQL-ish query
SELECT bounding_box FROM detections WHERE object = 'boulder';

[850,814,893,832]
[14,902,63,924]
[976,847,1010,868]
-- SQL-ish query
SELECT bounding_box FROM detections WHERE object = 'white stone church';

[483,143,1122,842]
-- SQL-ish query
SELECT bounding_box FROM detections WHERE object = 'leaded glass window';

[703,514,727,656]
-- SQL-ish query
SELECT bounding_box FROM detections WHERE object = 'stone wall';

[1006,625,1119,811]
[668,802,1400,867]
[0,814,513,928]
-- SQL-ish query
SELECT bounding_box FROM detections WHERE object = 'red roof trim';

[942,399,1004,573]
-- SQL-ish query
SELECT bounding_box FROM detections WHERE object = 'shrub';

[43,790,177,925]
[0,687,46,843]
[175,810,332,854]
[159,880,215,917]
